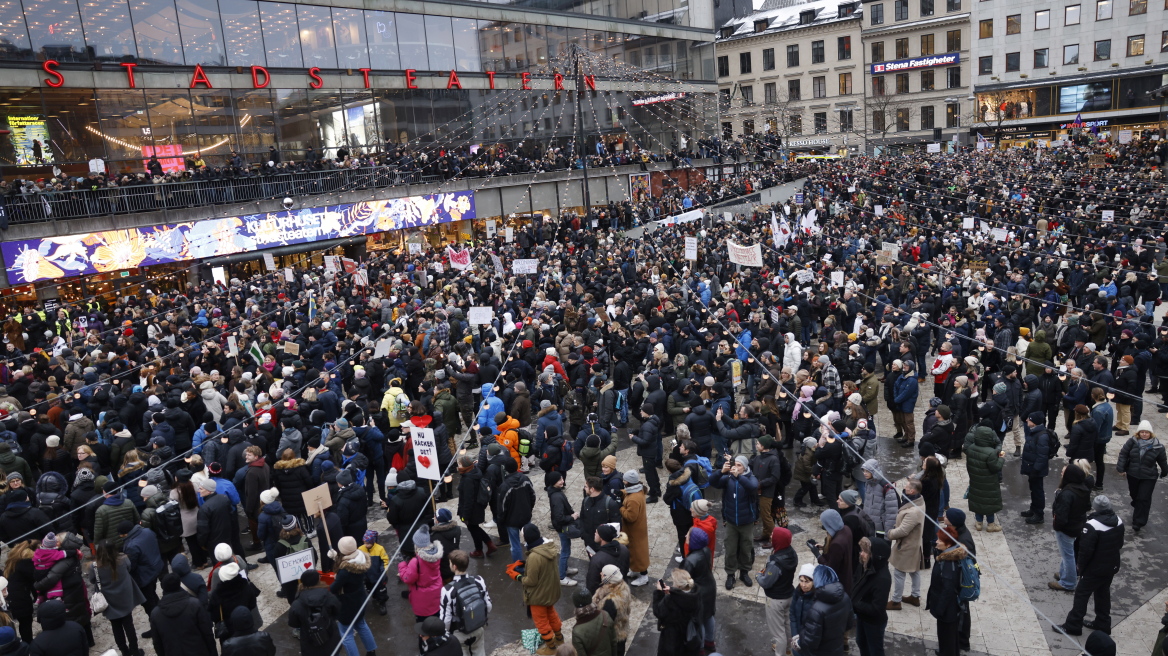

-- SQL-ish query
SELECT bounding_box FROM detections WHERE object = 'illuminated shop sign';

[632,92,687,106]
[2,191,475,284]
[870,53,959,74]
[1059,119,1108,129]
[786,138,832,148]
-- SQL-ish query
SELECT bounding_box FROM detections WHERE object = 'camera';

[282,197,294,209]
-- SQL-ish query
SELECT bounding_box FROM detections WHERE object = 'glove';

[327,549,337,560]
[505,560,524,581]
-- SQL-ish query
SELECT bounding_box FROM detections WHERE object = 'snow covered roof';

[717,0,861,41]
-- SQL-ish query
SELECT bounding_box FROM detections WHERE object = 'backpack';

[615,390,629,426]
[476,478,492,508]
[958,555,981,602]
[152,501,185,543]
[689,456,712,489]
[516,428,534,457]
[678,479,702,510]
[450,576,489,633]
[304,602,334,647]
[540,438,572,472]
[392,392,411,422]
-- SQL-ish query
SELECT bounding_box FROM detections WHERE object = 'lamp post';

[573,45,591,216]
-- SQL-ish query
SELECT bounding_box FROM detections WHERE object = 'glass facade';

[0,0,714,173]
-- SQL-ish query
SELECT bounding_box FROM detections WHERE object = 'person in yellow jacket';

[381,378,408,428]
[360,529,391,615]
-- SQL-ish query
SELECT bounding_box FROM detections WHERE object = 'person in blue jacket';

[476,384,504,434]
[893,361,920,445]
[711,454,759,590]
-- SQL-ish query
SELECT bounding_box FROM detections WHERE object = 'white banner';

[410,426,442,480]
[991,228,1008,242]
[770,212,781,244]
[727,241,763,267]
[1101,210,1114,222]
[284,267,294,283]
[353,270,369,287]
[324,256,338,272]
[684,237,698,261]
[263,253,276,271]
[658,209,703,226]
[408,242,422,254]
[927,143,941,153]
[777,218,793,247]
[446,246,471,270]
[512,259,539,274]
[874,205,884,216]
[275,549,315,584]
[485,220,497,238]
[374,339,392,358]
[468,307,494,325]
[795,269,814,284]
[504,227,514,243]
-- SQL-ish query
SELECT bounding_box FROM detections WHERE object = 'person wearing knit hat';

[1055,493,1124,636]
[1115,421,1165,532]
[1113,355,1139,436]
[329,534,378,656]
[397,524,444,623]
[618,467,650,587]
[503,522,563,653]
[713,450,760,590]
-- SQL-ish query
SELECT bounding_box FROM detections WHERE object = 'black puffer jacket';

[1051,466,1091,537]
[28,600,87,656]
[149,589,218,656]
[797,580,854,656]
[851,538,892,626]
[1065,418,1097,461]
[220,606,275,656]
[1116,436,1168,480]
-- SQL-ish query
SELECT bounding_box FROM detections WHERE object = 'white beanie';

[214,543,234,562]
[218,562,240,582]
[546,347,556,356]
[260,487,279,505]
[847,393,863,406]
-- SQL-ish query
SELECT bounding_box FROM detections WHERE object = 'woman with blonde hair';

[593,565,633,656]
[651,568,702,656]
[3,540,37,642]
[117,449,147,484]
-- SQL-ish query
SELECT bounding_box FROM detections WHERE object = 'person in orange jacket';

[494,412,524,468]
[686,499,718,559]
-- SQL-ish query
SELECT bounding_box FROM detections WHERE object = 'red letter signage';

[553,73,564,90]
[583,75,596,91]
[307,67,323,89]
[120,62,137,88]
[446,70,462,90]
[520,72,531,90]
[251,65,270,88]
[359,68,371,88]
[486,71,496,90]
[42,60,63,88]
[189,64,212,88]
[405,69,418,89]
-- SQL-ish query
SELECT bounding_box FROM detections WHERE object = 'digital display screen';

[1058,83,1112,113]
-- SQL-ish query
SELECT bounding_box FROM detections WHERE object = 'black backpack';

[152,501,184,542]
[304,602,333,647]
[450,576,489,633]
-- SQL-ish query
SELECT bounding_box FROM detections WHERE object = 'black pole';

[574,46,591,216]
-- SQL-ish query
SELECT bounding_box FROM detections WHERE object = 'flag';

[247,341,264,367]
[777,217,793,248]
[41,195,51,216]
[446,245,471,270]
[308,296,317,320]
[770,212,781,242]
[1069,113,1083,128]
[976,133,989,143]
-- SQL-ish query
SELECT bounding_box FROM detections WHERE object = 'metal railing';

[3,167,432,224]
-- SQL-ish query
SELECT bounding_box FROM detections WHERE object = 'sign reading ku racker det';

[870,53,960,75]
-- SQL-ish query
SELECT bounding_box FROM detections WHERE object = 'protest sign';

[512,259,539,274]
[410,426,441,480]
[684,237,698,260]
[727,241,763,267]
[468,307,494,325]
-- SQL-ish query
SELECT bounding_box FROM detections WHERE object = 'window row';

[731,74,855,105]
[973,76,1162,120]
[871,31,961,63]
[978,0,1158,38]
[869,0,962,25]
[718,37,852,77]
[0,0,700,78]
[871,67,962,94]
[979,35,1147,74]
[871,104,961,131]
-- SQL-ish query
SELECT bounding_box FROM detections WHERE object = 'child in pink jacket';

[397,524,444,619]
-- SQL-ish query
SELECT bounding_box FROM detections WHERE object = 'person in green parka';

[964,407,1005,533]
[1024,330,1053,377]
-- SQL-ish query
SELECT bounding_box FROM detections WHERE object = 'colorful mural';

[2,191,476,284]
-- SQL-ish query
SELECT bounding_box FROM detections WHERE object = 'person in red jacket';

[930,342,954,403]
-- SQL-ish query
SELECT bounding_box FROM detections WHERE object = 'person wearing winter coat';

[149,573,218,656]
[1090,388,1114,489]
[430,509,462,584]
[332,469,367,542]
[919,406,955,460]
[1065,405,1098,462]
[398,526,444,620]
[630,405,661,501]
[27,600,87,656]
[32,532,90,641]
[710,455,759,590]
[1058,494,1125,636]
[618,470,650,587]
[93,481,140,549]
[760,527,799,656]
[455,455,493,558]
[0,626,28,656]
[591,564,632,655]
[964,416,1004,531]
[751,435,783,539]
[544,472,578,586]
[119,521,163,613]
[496,459,536,562]
[793,564,853,656]
[271,449,313,523]
[87,540,146,656]
[1050,464,1092,592]
[195,478,241,557]
[1020,412,1053,524]
[571,586,617,656]
[0,489,50,546]
[169,554,208,607]
[220,606,274,656]
[892,362,920,445]
[507,524,562,656]
[328,536,378,656]
[885,479,925,611]
[386,479,432,559]
[812,509,853,596]
[852,537,892,656]
[288,570,342,656]
[1115,420,1168,532]
[651,568,701,656]
[200,382,227,424]
[207,562,261,645]
[860,460,898,535]
[926,528,968,656]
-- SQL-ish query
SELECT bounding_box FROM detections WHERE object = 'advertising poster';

[7,115,53,166]
[141,144,184,173]
[629,173,651,202]
[2,190,476,284]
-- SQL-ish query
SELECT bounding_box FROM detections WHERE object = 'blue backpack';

[677,479,703,510]
[690,456,713,489]
[958,556,981,602]
[615,391,629,426]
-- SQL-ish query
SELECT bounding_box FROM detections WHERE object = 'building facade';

[859,0,971,151]
[715,0,864,154]
[969,0,1168,147]
[0,0,717,175]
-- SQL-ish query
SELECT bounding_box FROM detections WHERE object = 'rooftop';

[717,0,861,42]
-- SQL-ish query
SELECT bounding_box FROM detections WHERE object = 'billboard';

[7,116,53,166]
[869,53,959,74]
[2,191,475,284]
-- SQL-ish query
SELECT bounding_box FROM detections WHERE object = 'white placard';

[324,256,338,272]
[512,259,539,274]
[353,270,369,287]
[991,228,1008,242]
[848,186,856,193]
[227,336,238,357]
[1101,210,1115,222]
[684,237,698,261]
[831,271,844,287]
[468,307,494,325]
[1118,130,1133,144]
[410,426,442,480]
[373,339,392,358]
[504,227,514,243]
[491,254,505,277]
[486,220,497,238]
[874,205,884,216]
[211,266,227,288]
[723,212,732,222]
[263,253,276,270]
[727,241,763,267]
[962,216,975,230]
[658,209,703,226]
[284,268,294,283]
[275,549,315,584]
[927,143,941,153]
[795,270,814,284]
[433,263,444,274]
[408,242,422,254]
[770,308,780,324]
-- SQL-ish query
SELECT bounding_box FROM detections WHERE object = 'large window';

[921,34,934,55]
[838,36,851,59]
[872,76,886,95]
[1035,9,1050,29]
[947,0,960,10]
[1064,43,1080,64]
[896,72,909,92]
[812,40,825,63]
[131,0,184,64]
[1162,30,1167,52]
[763,47,775,70]
[921,69,935,89]
[839,108,853,131]
[1005,51,1020,70]
[921,105,935,129]
[717,55,729,77]
[1006,14,1021,34]
[80,0,136,62]
[1130,0,1147,12]
[260,2,303,68]
[740,51,752,74]
[873,110,886,132]
[921,0,934,15]
[334,8,371,69]
[979,19,993,38]
[978,55,992,74]
[764,82,777,104]
[895,37,909,58]
[1066,5,1081,24]
[814,112,827,133]
[895,0,908,19]
[1059,82,1111,111]
[946,29,961,52]
[298,4,339,68]
[896,107,910,130]
[1128,34,1145,55]
[946,66,961,87]
[1097,0,1113,19]
[813,76,826,98]
[365,10,401,70]
[946,102,960,127]
[25,0,89,62]
[790,115,802,134]
[872,41,885,62]
[1094,39,1111,60]
[839,72,853,94]
[788,79,801,99]
[787,44,800,67]
[741,85,754,105]
[871,3,884,23]
[1034,47,1049,67]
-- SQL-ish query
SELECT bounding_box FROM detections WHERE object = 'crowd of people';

[0,131,1161,656]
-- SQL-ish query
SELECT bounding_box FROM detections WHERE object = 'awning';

[204,236,365,266]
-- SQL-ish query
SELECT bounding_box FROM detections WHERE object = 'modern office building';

[715,0,865,155]
[969,0,1167,147]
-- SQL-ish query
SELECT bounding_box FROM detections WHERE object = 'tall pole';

[574,46,591,216]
